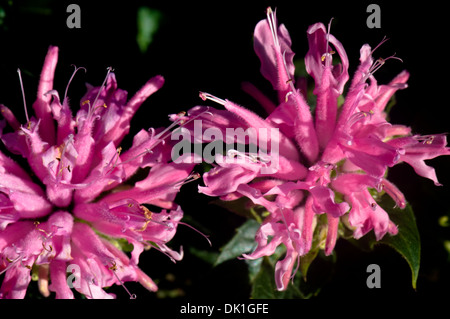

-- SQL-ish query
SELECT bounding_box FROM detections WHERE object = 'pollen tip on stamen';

[141,205,153,220]
[90,67,114,114]
[41,242,53,252]
[109,261,117,271]
[285,91,293,102]
[177,172,201,187]
[266,6,281,49]
[366,53,403,81]
[110,262,136,299]
[198,92,226,106]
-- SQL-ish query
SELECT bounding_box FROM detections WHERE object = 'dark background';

[0,0,448,300]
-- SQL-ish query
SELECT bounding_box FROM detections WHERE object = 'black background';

[0,0,449,301]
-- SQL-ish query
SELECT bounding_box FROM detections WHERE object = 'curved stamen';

[174,172,201,187]
[227,149,271,165]
[91,67,113,110]
[41,242,53,253]
[365,54,403,82]
[266,7,280,48]
[199,92,227,106]
[34,222,60,256]
[282,51,296,91]
[346,110,374,128]
[321,18,335,67]
[56,134,75,178]
[371,36,389,55]
[284,91,293,102]
[64,65,87,103]
[104,146,123,175]
[177,221,212,247]
[109,261,136,299]
[414,135,436,145]
[17,69,30,124]
[0,255,21,276]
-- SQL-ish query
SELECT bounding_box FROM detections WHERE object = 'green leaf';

[136,7,162,53]
[189,246,219,265]
[115,238,134,253]
[377,196,421,290]
[245,258,263,282]
[349,195,421,289]
[214,219,260,267]
[384,94,397,120]
[299,246,320,281]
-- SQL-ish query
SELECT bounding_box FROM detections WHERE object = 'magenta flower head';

[0,46,197,298]
[172,8,450,291]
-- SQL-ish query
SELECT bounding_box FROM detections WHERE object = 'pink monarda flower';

[173,8,450,291]
[0,46,197,298]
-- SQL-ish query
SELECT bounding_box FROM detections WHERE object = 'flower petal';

[32,46,58,145]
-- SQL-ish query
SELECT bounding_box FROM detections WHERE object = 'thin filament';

[17,69,29,123]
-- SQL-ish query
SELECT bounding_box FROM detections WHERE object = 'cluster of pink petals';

[173,8,450,290]
[0,46,194,298]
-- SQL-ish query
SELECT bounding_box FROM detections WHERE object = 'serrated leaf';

[348,195,421,289]
[214,219,260,267]
[376,196,421,290]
